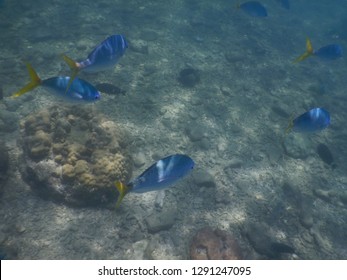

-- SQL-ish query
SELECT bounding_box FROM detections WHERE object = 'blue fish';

[237,1,268,17]
[12,63,100,102]
[286,108,330,133]
[63,34,127,73]
[294,38,343,62]
[62,34,127,93]
[277,0,290,9]
[114,154,195,208]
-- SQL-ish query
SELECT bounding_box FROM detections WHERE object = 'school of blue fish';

[8,0,343,208]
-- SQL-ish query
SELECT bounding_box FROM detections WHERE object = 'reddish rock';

[190,227,243,260]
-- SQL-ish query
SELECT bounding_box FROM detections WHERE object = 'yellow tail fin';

[12,62,41,98]
[62,54,79,93]
[293,37,314,63]
[114,181,129,208]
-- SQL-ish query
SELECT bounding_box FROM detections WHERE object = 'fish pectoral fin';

[62,54,79,94]
[114,181,129,208]
[62,54,78,71]
[12,62,41,98]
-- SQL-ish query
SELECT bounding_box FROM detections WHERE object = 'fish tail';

[293,37,314,63]
[62,54,79,93]
[12,62,41,98]
[114,181,129,208]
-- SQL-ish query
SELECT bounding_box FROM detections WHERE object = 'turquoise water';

[0,0,346,259]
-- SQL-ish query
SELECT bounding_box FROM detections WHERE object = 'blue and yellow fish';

[286,108,330,133]
[63,34,127,75]
[62,34,127,93]
[114,154,195,208]
[237,1,268,17]
[12,62,100,102]
[294,38,343,62]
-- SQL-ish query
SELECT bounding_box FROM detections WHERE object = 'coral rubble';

[18,105,132,206]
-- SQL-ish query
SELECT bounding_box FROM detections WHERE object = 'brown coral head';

[190,227,243,260]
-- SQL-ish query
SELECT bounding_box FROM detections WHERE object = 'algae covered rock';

[19,105,132,207]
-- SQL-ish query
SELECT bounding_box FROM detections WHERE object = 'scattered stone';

[243,223,294,259]
[154,190,166,209]
[0,110,18,132]
[124,239,149,260]
[145,209,176,234]
[228,158,243,169]
[95,83,126,95]
[282,134,311,159]
[338,191,347,205]
[133,152,146,168]
[316,143,336,168]
[313,189,333,202]
[299,195,314,229]
[192,170,216,188]
[141,30,159,42]
[185,124,205,142]
[190,227,243,260]
[220,86,232,96]
[177,68,200,87]
[271,105,290,118]
[15,225,26,234]
[145,234,179,260]
[129,39,149,54]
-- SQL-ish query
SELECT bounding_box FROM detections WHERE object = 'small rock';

[313,189,332,202]
[228,158,242,169]
[145,209,176,234]
[283,134,311,159]
[177,68,200,87]
[141,30,159,42]
[129,39,149,54]
[125,239,149,260]
[15,225,26,233]
[133,152,146,168]
[193,170,215,188]
[244,223,294,259]
[154,190,166,209]
[186,125,205,142]
[339,191,347,205]
[145,234,178,260]
[220,86,232,96]
[316,143,336,168]
[0,110,18,132]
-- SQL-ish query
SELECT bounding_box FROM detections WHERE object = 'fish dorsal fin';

[114,181,129,208]
[62,54,79,93]
[12,62,42,98]
[293,37,314,63]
